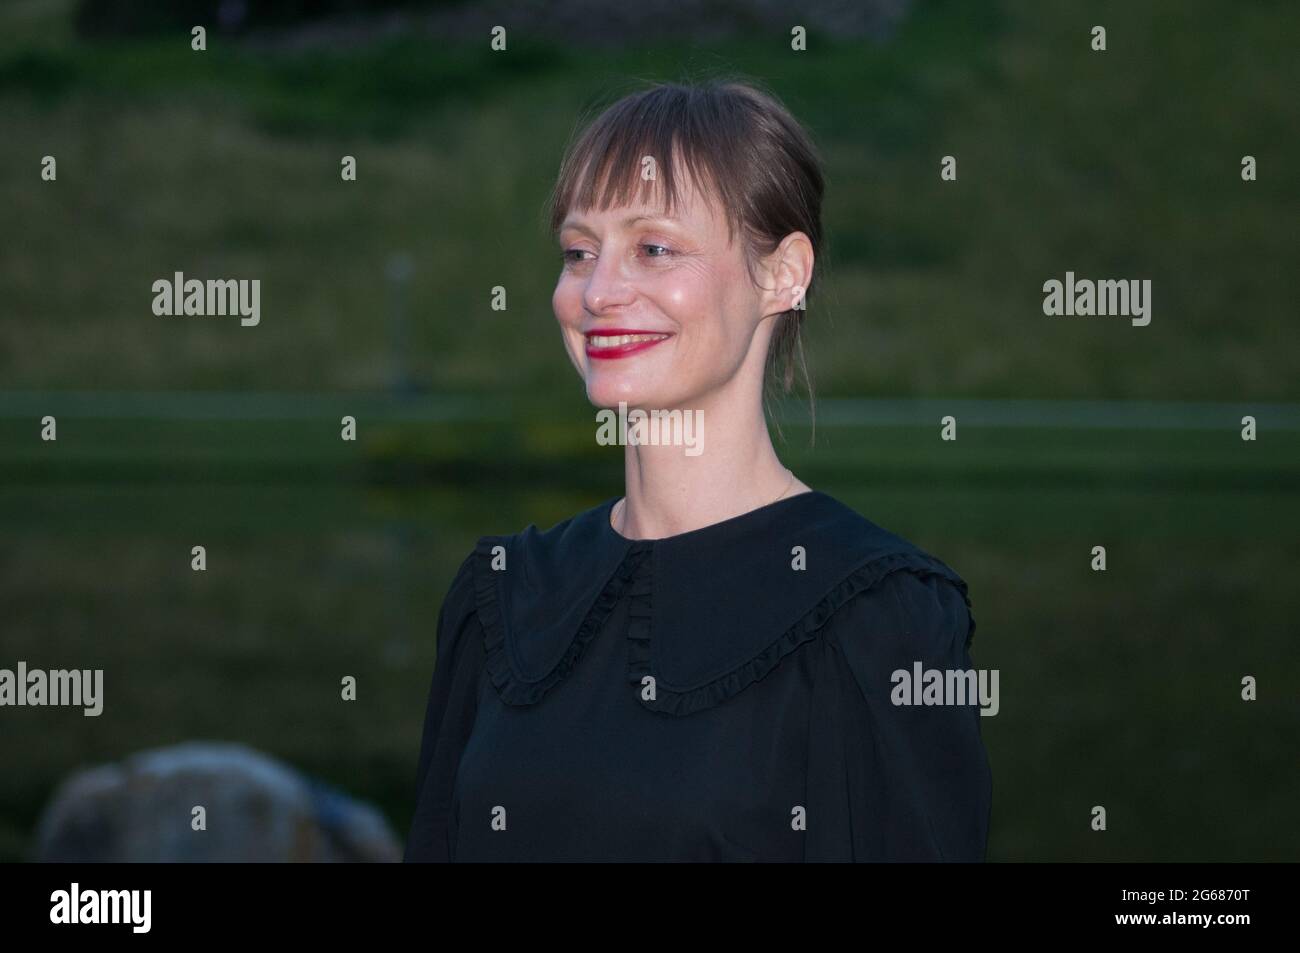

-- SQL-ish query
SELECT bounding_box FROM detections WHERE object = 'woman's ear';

[756,232,815,320]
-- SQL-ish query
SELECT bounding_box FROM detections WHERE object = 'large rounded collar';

[471,491,970,716]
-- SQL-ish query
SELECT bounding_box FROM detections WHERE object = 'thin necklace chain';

[611,468,797,531]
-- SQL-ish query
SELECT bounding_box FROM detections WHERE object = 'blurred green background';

[1,0,1296,861]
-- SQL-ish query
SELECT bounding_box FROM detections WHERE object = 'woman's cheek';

[671,301,728,368]
[553,279,579,327]
[550,288,583,374]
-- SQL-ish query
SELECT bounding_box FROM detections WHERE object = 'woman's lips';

[584,330,673,359]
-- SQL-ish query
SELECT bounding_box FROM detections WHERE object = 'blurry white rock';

[32,741,401,862]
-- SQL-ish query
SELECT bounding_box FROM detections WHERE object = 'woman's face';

[553,170,773,411]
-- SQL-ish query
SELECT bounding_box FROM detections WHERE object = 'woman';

[405,78,991,862]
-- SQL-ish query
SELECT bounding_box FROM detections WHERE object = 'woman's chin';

[585,375,670,411]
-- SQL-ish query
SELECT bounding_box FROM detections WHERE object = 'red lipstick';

[584,328,673,360]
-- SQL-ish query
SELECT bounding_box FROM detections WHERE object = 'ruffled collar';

[471,490,969,716]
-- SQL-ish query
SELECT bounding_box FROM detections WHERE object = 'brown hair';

[546,75,825,431]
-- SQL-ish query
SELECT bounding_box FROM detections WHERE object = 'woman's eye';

[642,243,672,258]
[562,249,592,264]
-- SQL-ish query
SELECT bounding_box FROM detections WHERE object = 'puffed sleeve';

[403,553,485,862]
[804,568,992,861]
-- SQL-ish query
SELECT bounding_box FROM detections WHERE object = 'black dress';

[404,490,991,862]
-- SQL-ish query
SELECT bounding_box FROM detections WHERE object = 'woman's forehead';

[561,176,722,231]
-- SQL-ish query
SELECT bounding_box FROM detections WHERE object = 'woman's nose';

[583,251,634,315]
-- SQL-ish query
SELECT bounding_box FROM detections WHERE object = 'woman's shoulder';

[446,499,641,707]
[789,490,962,572]
[776,491,977,653]
[440,547,477,602]
[471,496,631,577]
[822,560,976,658]
[438,496,630,619]
[432,550,481,647]
[736,489,971,612]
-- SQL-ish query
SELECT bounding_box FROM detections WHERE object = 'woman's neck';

[614,392,808,540]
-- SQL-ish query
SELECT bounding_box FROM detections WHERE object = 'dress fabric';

[404,490,991,862]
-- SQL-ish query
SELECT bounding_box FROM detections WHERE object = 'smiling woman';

[550,80,822,436]
[404,77,991,862]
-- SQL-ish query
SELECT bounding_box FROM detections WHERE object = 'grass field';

[1,0,1296,398]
